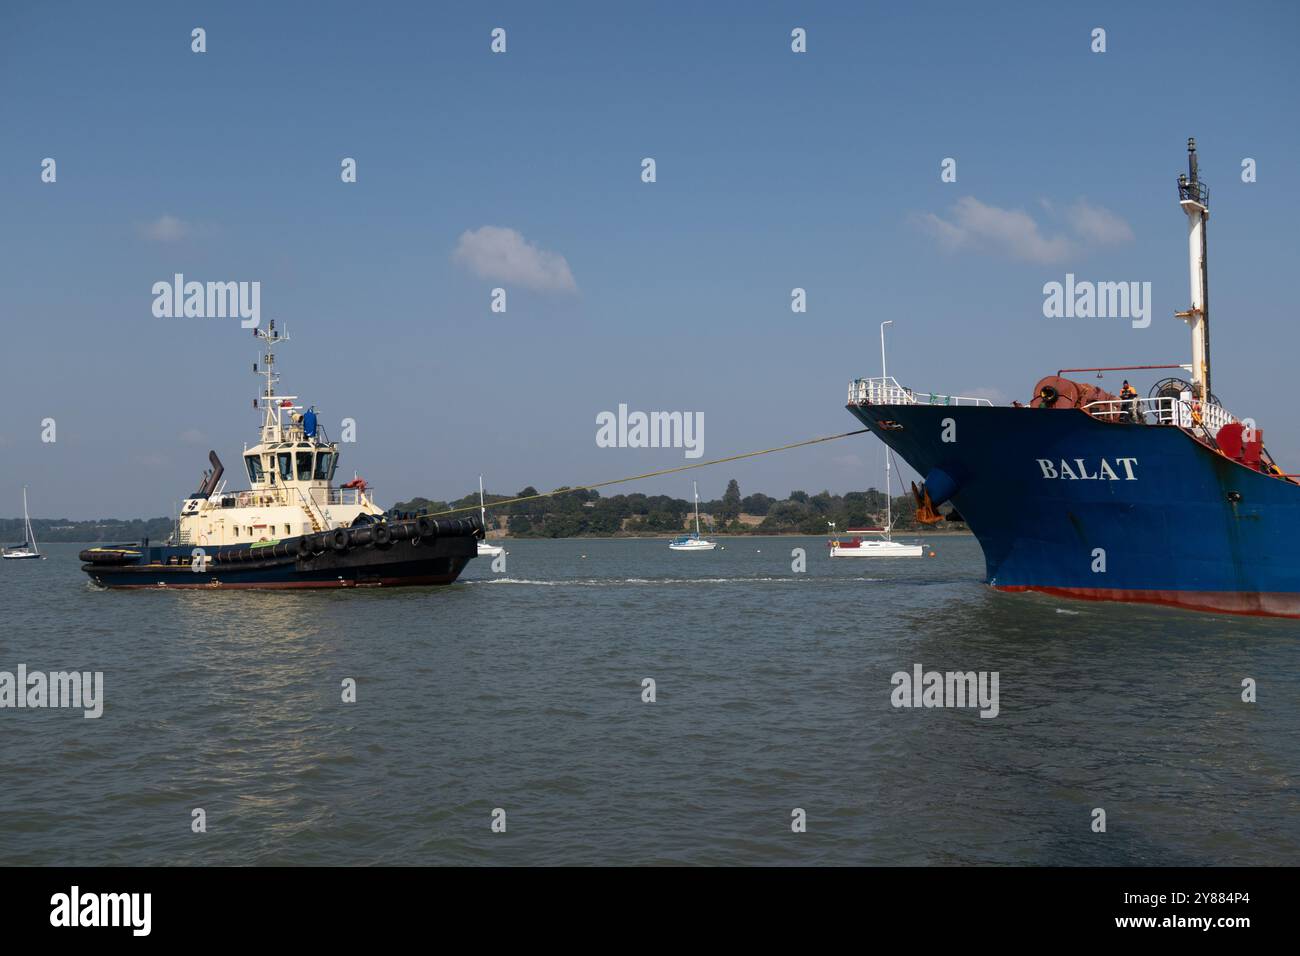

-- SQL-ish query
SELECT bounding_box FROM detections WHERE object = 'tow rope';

[414,428,871,518]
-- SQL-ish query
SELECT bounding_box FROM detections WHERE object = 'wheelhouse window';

[313,452,334,481]
[245,455,264,483]
[278,452,294,482]
[296,452,313,481]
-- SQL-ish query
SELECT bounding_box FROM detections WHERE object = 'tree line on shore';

[394,479,962,538]
[5,480,961,542]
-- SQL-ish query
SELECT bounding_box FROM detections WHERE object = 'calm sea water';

[0,537,1296,866]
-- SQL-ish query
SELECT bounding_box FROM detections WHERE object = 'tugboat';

[845,140,1300,617]
[80,322,481,588]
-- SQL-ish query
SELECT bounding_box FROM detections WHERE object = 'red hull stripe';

[994,584,1300,618]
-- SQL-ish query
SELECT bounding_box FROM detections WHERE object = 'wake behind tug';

[81,323,480,589]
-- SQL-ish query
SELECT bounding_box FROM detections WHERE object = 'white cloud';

[916,197,1074,263]
[1068,199,1135,244]
[915,197,1133,263]
[453,226,577,293]
[140,215,190,242]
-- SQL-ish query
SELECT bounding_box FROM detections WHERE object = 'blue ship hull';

[846,402,1300,617]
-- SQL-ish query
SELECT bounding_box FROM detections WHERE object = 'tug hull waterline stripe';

[844,140,1300,618]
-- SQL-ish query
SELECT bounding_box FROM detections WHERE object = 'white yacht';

[669,481,718,551]
[2,487,43,560]
[476,475,506,558]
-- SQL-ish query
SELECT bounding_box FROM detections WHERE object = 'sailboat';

[827,465,923,557]
[476,476,506,558]
[829,321,922,558]
[2,487,44,560]
[669,480,718,551]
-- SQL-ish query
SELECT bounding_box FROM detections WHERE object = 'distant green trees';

[0,517,175,543]
[389,476,958,538]
[721,479,741,522]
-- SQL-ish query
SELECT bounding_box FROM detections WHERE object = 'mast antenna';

[253,319,292,442]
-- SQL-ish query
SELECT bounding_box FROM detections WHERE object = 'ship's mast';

[252,319,294,443]
[1176,137,1211,401]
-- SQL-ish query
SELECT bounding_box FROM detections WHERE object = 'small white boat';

[2,487,44,560]
[476,475,507,557]
[669,481,717,551]
[828,533,924,558]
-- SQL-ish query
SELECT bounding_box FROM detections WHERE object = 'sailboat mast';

[479,475,487,530]
[693,481,701,536]
[880,319,894,542]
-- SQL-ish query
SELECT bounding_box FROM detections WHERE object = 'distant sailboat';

[669,480,718,551]
[476,475,506,558]
[2,487,43,560]
[828,454,922,558]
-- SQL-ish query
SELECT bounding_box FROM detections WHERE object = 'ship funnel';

[193,450,224,499]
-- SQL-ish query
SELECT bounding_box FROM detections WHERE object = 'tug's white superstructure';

[174,321,382,550]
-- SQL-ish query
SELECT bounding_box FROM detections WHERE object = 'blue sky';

[2,1,1298,518]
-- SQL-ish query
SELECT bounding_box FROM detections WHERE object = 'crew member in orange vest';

[1119,380,1139,423]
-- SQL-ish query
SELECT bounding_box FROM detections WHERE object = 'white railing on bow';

[847,376,995,407]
